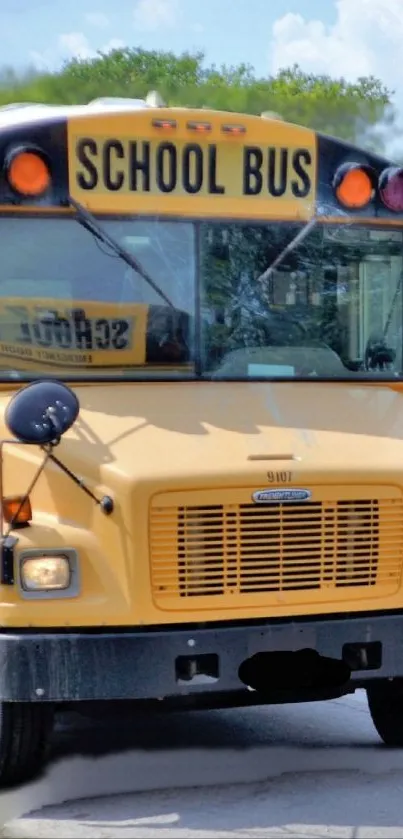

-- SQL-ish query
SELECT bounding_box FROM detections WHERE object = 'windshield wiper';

[69,197,175,309]
[256,218,317,287]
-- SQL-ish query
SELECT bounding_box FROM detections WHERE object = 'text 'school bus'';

[2,91,403,785]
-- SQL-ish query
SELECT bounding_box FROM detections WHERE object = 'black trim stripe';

[316,132,402,220]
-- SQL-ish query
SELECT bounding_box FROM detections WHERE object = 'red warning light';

[379,167,403,212]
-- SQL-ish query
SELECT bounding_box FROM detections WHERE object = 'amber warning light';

[333,161,403,213]
[333,163,375,209]
[5,147,51,197]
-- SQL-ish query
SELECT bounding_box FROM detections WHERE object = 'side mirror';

[4,380,79,445]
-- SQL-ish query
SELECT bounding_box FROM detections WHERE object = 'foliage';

[0,48,395,150]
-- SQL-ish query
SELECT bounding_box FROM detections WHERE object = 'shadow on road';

[2,694,403,838]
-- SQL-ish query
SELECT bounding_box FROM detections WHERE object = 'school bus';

[1,91,403,786]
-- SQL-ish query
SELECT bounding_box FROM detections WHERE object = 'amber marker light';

[3,495,32,527]
[221,123,246,135]
[186,121,212,133]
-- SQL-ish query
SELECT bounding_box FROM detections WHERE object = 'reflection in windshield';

[0,216,196,375]
[0,216,402,380]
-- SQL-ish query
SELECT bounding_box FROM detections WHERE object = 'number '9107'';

[267,471,292,483]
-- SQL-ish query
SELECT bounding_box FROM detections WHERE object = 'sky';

[1,0,403,116]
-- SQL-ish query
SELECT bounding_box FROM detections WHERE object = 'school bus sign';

[67,110,317,220]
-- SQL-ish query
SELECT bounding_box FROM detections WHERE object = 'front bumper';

[1,612,403,703]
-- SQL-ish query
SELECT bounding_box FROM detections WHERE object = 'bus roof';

[0,93,285,130]
[0,93,165,129]
[0,97,389,167]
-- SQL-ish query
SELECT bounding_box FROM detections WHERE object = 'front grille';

[150,492,403,609]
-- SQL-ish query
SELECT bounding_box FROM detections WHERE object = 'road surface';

[2,690,403,837]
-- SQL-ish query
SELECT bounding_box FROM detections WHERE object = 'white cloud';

[270,0,403,90]
[104,38,126,51]
[269,0,403,156]
[133,0,178,31]
[84,12,110,29]
[58,32,97,61]
[30,32,125,71]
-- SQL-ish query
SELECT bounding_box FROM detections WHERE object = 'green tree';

[0,48,395,151]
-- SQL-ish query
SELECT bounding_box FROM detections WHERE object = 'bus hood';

[47,380,403,489]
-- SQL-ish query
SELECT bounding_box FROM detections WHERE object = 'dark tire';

[367,680,403,747]
[0,702,54,788]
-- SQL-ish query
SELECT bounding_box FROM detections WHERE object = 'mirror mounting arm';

[0,439,114,587]
[44,447,114,514]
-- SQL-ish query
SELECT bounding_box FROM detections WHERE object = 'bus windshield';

[0,215,402,380]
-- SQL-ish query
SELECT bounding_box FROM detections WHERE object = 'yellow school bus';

[1,91,403,785]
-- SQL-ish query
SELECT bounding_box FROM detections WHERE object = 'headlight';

[21,555,71,591]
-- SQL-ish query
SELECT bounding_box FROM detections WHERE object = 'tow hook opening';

[238,649,351,695]
[175,653,219,685]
